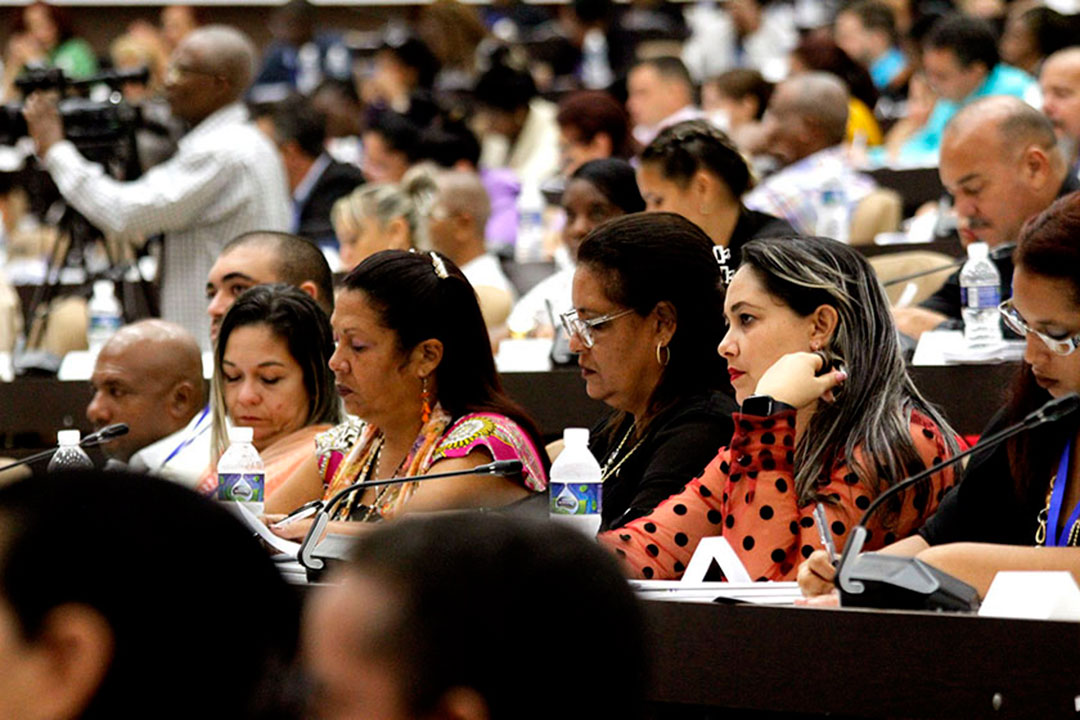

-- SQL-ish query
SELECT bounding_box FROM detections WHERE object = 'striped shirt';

[44,103,290,344]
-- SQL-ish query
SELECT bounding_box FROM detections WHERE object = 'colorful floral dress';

[316,405,546,521]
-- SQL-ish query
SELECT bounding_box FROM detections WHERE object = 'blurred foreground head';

[304,513,648,720]
[0,470,301,720]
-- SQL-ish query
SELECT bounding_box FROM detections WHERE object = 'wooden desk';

[643,600,1080,718]
[0,364,1019,453]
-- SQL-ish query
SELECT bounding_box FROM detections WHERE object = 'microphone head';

[83,423,130,445]
[486,459,524,476]
[1037,393,1080,424]
[989,242,1017,261]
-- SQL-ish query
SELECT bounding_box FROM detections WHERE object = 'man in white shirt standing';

[627,57,704,147]
[23,25,290,345]
[87,320,206,486]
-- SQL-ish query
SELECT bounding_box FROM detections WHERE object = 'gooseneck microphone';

[836,393,1080,611]
[81,423,130,448]
[0,423,130,474]
[297,460,524,573]
[882,243,1015,287]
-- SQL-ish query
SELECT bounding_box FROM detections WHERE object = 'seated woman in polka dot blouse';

[599,236,963,581]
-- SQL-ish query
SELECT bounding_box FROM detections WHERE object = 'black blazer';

[295,157,366,245]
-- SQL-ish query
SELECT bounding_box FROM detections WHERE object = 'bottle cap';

[563,427,589,447]
[93,279,114,296]
[228,426,255,444]
[57,429,81,446]
[967,242,989,260]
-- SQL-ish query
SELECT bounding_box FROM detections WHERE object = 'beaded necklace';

[601,422,649,482]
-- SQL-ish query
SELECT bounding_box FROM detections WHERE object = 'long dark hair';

[740,236,960,505]
[211,284,342,460]
[1006,192,1080,503]
[576,212,727,438]
[342,250,546,456]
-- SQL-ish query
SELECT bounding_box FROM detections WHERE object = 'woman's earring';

[656,343,671,367]
[420,376,432,424]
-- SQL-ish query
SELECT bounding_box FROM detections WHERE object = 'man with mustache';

[894,97,1075,340]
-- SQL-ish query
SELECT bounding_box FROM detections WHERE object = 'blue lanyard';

[1046,440,1078,547]
[161,405,210,468]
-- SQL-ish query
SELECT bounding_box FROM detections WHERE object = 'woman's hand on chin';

[753,352,847,409]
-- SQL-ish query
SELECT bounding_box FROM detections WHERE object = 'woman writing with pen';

[800,193,1080,599]
[598,236,962,581]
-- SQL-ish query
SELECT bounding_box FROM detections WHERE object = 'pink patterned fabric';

[432,412,547,492]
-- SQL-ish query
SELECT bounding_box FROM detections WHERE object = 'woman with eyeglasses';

[599,234,962,581]
[564,212,737,532]
[800,192,1080,600]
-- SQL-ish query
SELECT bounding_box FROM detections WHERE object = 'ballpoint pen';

[813,502,839,566]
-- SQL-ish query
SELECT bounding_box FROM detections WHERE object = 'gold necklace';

[601,423,649,482]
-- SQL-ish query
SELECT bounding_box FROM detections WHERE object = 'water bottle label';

[961,285,1001,309]
[550,482,602,516]
[88,314,123,332]
[218,472,265,503]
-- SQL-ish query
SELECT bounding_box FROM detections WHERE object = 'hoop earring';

[420,376,432,424]
[656,343,671,367]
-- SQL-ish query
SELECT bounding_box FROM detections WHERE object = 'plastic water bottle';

[216,427,265,516]
[815,179,850,243]
[960,242,1003,347]
[581,29,613,89]
[87,279,122,353]
[47,430,93,472]
[515,182,546,263]
[549,428,603,536]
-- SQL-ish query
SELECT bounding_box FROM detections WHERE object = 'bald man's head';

[427,170,491,265]
[87,320,205,462]
[764,72,849,166]
[1041,47,1080,148]
[165,24,255,124]
[941,96,1066,247]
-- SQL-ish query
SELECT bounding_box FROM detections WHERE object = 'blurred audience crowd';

[0,0,1077,353]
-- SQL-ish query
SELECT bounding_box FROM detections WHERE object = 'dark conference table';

[0,364,1019,453]
[642,599,1080,718]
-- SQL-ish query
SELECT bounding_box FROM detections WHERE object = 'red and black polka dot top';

[598,407,959,581]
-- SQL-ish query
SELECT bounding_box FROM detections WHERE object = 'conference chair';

[850,188,903,245]
[868,251,954,307]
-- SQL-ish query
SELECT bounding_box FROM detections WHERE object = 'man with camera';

[23,25,289,344]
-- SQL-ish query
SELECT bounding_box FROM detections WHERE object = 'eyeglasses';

[559,308,634,349]
[998,299,1080,356]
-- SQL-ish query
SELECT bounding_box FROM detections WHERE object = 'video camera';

[0,66,151,147]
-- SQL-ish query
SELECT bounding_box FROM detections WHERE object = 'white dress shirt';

[43,103,291,344]
[461,253,517,300]
[127,404,212,489]
[506,266,574,335]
